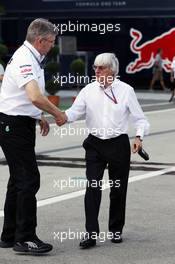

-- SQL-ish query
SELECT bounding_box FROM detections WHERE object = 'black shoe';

[111,232,123,243]
[79,233,96,249]
[0,240,14,248]
[13,237,53,254]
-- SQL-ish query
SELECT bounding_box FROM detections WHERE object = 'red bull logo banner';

[126,28,175,74]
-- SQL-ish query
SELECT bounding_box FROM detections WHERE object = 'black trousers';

[0,113,40,242]
[83,134,131,235]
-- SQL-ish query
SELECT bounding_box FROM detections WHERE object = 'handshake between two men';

[55,111,68,126]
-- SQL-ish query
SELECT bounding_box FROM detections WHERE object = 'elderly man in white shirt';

[65,53,150,249]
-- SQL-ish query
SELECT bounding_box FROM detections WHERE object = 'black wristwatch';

[136,136,143,141]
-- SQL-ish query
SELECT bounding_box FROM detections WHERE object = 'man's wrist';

[136,136,143,141]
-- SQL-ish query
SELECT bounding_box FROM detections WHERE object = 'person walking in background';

[0,63,4,90]
[169,57,175,102]
[64,53,150,249]
[150,48,166,91]
[0,18,66,255]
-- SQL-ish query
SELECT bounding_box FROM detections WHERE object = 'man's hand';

[55,112,68,126]
[132,137,142,153]
[39,115,50,136]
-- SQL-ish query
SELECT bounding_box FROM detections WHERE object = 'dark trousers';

[83,134,131,235]
[0,113,40,242]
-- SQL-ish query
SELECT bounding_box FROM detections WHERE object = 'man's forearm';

[32,94,62,117]
[25,80,66,123]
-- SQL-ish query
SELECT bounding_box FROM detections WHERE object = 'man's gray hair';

[94,53,119,76]
[26,18,57,43]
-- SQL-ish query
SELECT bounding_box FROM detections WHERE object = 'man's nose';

[95,68,101,73]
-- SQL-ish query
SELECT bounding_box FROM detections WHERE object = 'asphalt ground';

[0,90,175,264]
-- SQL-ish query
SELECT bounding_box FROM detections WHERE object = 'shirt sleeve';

[65,88,86,122]
[128,87,150,139]
[0,64,4,75]
[171,60,175,70]
[13,55,38,89]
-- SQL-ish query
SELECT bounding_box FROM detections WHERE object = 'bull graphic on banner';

[126,28,175,73]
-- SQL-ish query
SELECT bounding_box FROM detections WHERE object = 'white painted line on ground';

[0,166,174,217]
[141,102,170,107]
[145,108,175,115]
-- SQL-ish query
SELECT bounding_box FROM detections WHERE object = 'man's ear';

[35,37,42,45]
[38,37,43,44]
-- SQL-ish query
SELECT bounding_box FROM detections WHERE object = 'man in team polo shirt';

[0,18,67,254]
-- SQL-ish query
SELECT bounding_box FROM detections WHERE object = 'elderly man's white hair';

[94,53,119,77]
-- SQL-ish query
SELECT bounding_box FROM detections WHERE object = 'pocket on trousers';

[0,124,5,142]
[82,137,89,149]
[0,119,12,140]
[0,121,7,136]
[83,136,93,150]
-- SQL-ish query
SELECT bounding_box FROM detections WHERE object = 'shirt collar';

[24,40,45,63]
[98,78,119,91]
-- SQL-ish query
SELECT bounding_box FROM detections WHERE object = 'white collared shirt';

[171,59,175,78]
[0,40,45,119]
[65,79,150,140]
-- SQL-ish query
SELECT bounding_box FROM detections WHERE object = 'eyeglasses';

[42,38,55,44]
[92,65,108,71]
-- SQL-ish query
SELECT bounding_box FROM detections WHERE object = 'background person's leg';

[159,72,166,91]
[150,72,157,90]
[169,81,175,102]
